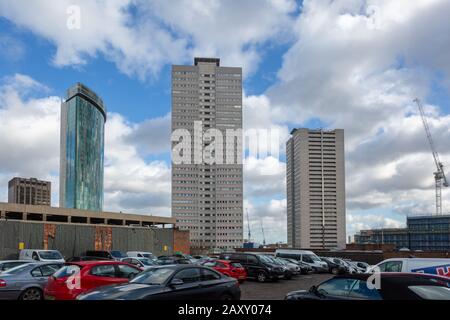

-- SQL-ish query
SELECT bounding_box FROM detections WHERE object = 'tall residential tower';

[286,128,346,249]
[60,83,106,211]
[172,57,243,253]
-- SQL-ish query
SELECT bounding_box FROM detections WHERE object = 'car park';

[285,272,450,300]
[44,261,141,300]
[19,249,65,263]
[76,265,241,300]
[201,259,247,283]
[366,258,450,277]
[219,252,285,282]
[0,260,33,273]
[319,257,347,275]
[0,262,63,300]
[84,250,128,261]
[275,249,329,273]
[121,257,159,270]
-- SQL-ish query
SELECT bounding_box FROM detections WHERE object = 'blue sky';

[1,0,450,244]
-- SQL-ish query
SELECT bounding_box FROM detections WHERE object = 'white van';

[367,258,450,277]
[126,251,157,261]
[275,249,328,272]
[19,249,65,263]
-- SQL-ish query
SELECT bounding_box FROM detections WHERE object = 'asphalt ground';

[240,273,334,300]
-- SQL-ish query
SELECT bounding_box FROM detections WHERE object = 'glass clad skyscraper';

[60,83,106,211]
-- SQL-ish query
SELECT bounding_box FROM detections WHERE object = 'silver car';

[0,262,63,300]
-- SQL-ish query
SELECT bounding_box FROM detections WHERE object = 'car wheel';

[331,267,339,275]
[20,288,43,301]
[257,272,267,282]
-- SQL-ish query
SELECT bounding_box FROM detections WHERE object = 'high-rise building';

[60,83,106,211]
[286,128,346,249]
[171,57,243,253]
[8,177,51,206]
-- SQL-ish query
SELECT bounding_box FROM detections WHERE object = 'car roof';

[334,272,450,281]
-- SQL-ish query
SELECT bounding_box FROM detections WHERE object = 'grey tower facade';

[60,83,106,212]
[286,128,346,249]
[8,177,51,206]
[172,58,243,253]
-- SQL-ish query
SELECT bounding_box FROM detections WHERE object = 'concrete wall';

[0,220,179,260]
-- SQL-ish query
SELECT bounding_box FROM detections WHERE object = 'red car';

[44,261,141,300]
[203,259,247,283]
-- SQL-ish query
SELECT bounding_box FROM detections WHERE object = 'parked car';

[327,257,354,273]
[275,249,328,273]
[44,261,141,300]
[66,256,113,262]
[354,261,371,272]
[319,257,347,275]
[367,258,450,277]
[219,252,284,282]
[0,260,33,273]
[346,260,365,273]
[19,249,65,263]
[77,265,241,300]
[0,262,63,300]
[201,259,247,283]
[121,257,159,270]
[284,258,313,274]
[126,251,157,261]
[285,273,450,300]
[266,256,293,279]
[157,256,192,265]
[84,250,127,261]
[278,258,302,275]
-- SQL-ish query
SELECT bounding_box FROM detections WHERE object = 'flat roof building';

[171,57,243,253]
[60,83,106,211]
[8,177,51,206]
[287,128,346,249]
[354,214,450,251]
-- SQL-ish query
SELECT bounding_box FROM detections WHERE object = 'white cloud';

[0,0,297,79]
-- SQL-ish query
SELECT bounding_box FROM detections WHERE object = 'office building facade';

[287,128,346,249]
[60,83,106,211]
[8,177,51,206]
[355,215,450,251]
[171,57,243,252]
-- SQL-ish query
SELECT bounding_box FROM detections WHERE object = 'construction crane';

[246,208,251,242]
[260,221,266,246]
[414,98,449,215]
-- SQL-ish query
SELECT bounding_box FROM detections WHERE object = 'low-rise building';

[354,214,450,251]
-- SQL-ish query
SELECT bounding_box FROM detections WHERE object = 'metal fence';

[0,220,175,260]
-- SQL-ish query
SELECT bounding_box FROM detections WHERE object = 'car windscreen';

[131,268,175,285]
[53,265,82,279]
[409,286,450,300]
[139,258,156,266]
[3,263,33,274]
[230,262,243,268]
[110,251,127,258]
[142,253,156,260]
[306,254,321,262]
[259,255,275,264]
[38,251,63,260]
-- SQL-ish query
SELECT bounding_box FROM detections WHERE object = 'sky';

[1,0,450,244]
